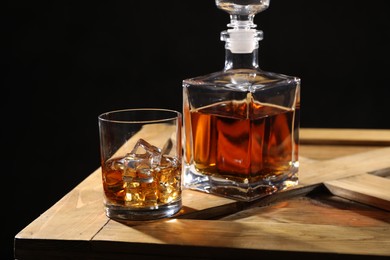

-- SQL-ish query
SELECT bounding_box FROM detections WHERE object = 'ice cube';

[130,138,162,167]
[122,139,162,183]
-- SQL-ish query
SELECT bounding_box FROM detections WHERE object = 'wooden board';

[14,129,390,259]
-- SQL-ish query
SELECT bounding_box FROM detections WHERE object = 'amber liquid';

[102,155,181,208]
[188,100,298,183]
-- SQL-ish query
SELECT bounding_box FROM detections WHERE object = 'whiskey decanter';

[182,0,300,201]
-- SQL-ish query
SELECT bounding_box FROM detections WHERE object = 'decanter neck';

[221,29,262,71]
[224,48,259,70]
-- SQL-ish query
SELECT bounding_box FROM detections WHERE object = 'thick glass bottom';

[184,164,298,202]
[104,200,182,221]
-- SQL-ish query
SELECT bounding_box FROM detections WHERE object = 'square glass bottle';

[182,0,300,201]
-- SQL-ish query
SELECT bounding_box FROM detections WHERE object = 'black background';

[2,0,390,259]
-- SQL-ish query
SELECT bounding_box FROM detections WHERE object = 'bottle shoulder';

[183,68,300,111]
[183,68,300,91]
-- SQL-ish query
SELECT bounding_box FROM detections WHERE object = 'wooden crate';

[14,128,390,259]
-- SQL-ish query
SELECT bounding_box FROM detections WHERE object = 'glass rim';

[98,108,182,124]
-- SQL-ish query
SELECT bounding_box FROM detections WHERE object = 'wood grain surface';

[14,128,390,259]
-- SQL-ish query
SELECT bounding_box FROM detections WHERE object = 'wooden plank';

[16,195,390,259]
[92,218,390,257]
[15,168,109,240]
[299,145,380,160]
[219,195,390,227]
[179,183,317,220]
[300,128,390,145]
[325,173,390,211]
[299,147,390,186]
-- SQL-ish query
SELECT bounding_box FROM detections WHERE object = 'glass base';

[184,164,298,202]
[105,200,182,221]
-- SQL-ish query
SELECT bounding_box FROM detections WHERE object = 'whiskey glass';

[98,108,182,220]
